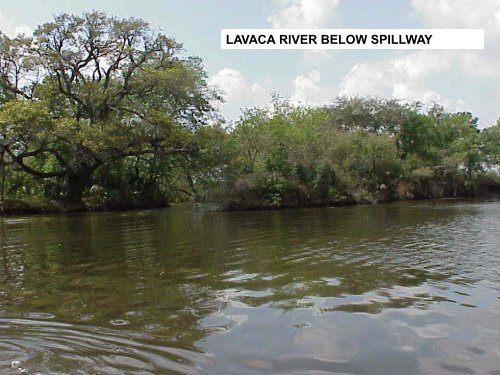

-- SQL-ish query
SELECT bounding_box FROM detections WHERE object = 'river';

[1,200,499,374]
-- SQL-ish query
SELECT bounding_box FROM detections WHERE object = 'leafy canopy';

[0,11,218,203]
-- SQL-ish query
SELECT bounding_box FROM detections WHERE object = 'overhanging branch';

[6,148,68,178]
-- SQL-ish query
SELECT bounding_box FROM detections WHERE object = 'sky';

[0,0,499,128]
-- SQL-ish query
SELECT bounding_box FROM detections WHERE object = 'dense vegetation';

[190,98,500,209]
[0,12,499,213]
[0,11,217,211]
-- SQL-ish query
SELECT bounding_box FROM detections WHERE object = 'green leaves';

[0,11,217,205]
[0,101,54,146]
[480,123,500,166]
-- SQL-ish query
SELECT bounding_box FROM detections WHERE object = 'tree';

[398,112,436,162]
[229,108,270,174]
[0,11,217,206]
[480,121,500,167]
[328,97,409,133]
[439,112,481,177]
[328,130,400,193]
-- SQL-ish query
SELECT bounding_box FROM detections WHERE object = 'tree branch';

[13,155,67,178]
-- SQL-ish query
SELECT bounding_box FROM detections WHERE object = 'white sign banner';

[221,29,484,50]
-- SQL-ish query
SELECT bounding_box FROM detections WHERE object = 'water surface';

[1,200,499,374]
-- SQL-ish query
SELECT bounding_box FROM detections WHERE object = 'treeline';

[2,96,499,214]
[0,12,498,213]
[188,98,500,209]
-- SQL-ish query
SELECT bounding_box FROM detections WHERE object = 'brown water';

[0,200,499,374]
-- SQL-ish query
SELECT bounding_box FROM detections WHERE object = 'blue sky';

[1,0,499,127]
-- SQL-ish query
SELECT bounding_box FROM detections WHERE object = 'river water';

[0,200,499,374]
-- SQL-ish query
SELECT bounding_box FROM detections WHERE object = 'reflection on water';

[0,200,499,374]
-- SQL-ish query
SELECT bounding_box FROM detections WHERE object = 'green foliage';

[0,11,216,207]
[195,98,499,209]
[0,13,498,212]
[480,122,500,166]
[399,112,436,161]
[438,112,481,176]
[328,97,409,133]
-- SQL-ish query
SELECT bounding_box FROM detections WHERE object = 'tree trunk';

[67,168,93,208]
[0,150,5,201]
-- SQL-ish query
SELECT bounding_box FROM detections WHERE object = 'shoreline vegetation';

[1,192,500,217]
[0,12,499,216]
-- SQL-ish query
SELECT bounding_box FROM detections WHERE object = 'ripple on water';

[24,313,55,320]
[109,319,129,326]
[0,318,212,374]
[1,201,499,374]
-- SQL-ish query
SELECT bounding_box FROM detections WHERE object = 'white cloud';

[338,50,466,113]
[268,0,339,28]
[412,0,500,78]
[210,68,338,120]
[301,49,335,64]
[334,1,500,127]
[338,51,449,97]
[459,52,500,79]
[410,0,500,125]
[412,0,500,33]
[209,68,271,121]
[0,11,32,37]
[209,68,265,101]
[290,70,336,104]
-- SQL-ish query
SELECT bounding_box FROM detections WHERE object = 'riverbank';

[0,199,66,216]
[216,175,500,211]
[223,190,500,211]
[0,198,169,216]
[2,187,499,216]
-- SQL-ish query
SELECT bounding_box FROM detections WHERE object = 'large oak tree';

[0,11,218,206]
